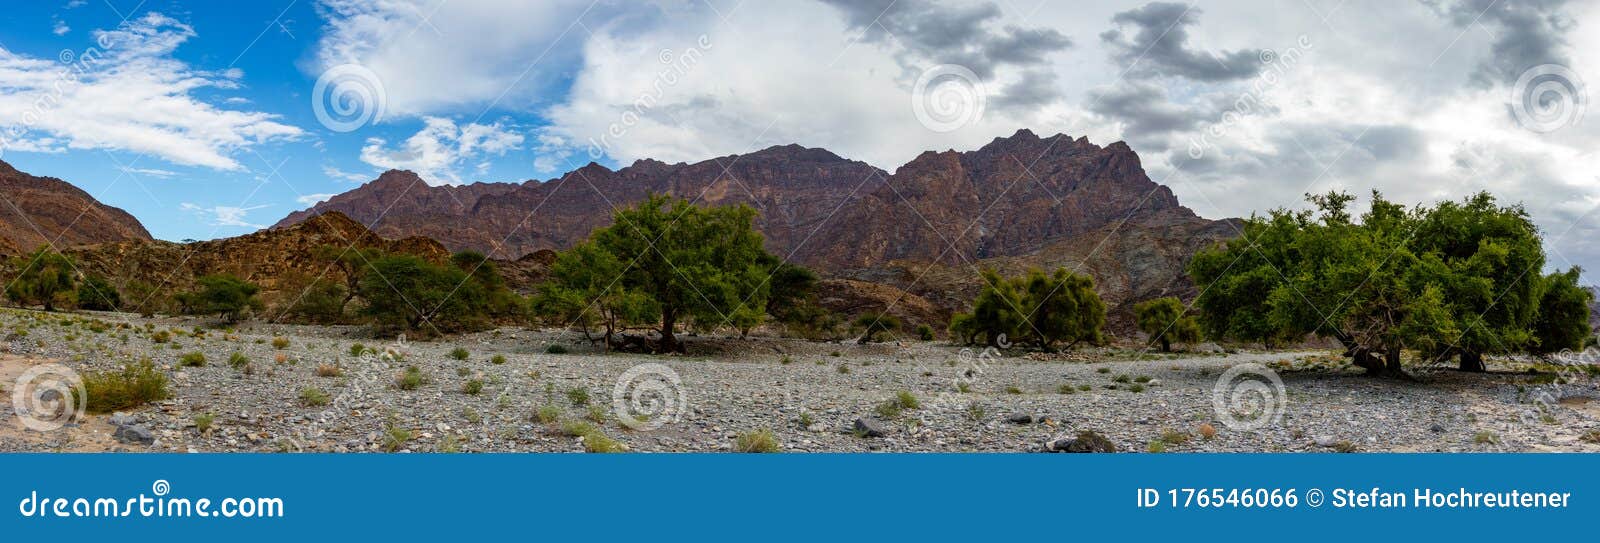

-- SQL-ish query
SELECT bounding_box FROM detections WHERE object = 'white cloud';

[296,193,338,206]
[180,202,270,229]
[51,19,70,36]
[322,165,371,182]
[358,116,524,184]
[0,13,302,170]
[312,0,605,117]
[117,166,176,178]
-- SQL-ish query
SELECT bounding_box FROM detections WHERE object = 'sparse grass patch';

[463,379,484,395]
[349,343,368,357]
[193,412,215,434]
[491,354,506,365]
[735,429,780,453]
[1005,385,1022,395]
[299,387,330,407]
[1113,374,1131,384]
[957,381,971,393]
[382,423,412,452]
[1057,384,1076,394]
[894,390,920,410]
[396,366,428,390]
[1095,367,1110,374]
[1078,384,1092,391]
[150,330,171,343]
[566,386,590,406]
[227,352,249,370]
[545,344,568,354]
[1473,431,1499,445]
[77,359,172,413]
[1580,430,1600,444]
[797,412,814,428]
[582,430,624,453]
[271,336,289,349]
[1332,440,1359,453]
[1133,375,1152,383]
[1159,429,1190,445]
[1127,383,1146,393]
[780,355,793,365]
[535,404,562,425]
[586,403,607,423]
[964,401,986,422]
[1146,440,1166,453]
[315,363,343,377]
[178,352,207,367]
[449,347,469,361]
[836,364,850,374]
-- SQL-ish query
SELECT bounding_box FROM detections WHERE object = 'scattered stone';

[1044,431,1117,453]
[1314,435,1337,447]
[1006,413,1036,424]
[853,417,887,437]
[114,424,155,445]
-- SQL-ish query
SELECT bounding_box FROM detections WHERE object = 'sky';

[0,0,1596,278]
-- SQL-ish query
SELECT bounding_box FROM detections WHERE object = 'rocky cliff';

[0,160,152,256]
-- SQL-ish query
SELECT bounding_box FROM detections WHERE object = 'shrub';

[449,347,470,361]
[546,344,568,354]
[382,423,412,452]
[1134,296,1202,352]
[560,420,597,437]
[582,430,625,453]
[463,379,484,395]
[491,354,507,365]
[315,364,343,377]
[915,324,934,341]
[271,336,290,349]
[1146,440,1167,453]
[193,412,215,433]
[1159,429,1190,445]
[396,366,428,390]
[949,267,1106,349]
[80,359,171,412]
[183,274,263,323]
[178,352,207,367]
[565,386,590,406]
[299,387,330,407]
[893,390,920,410]
[4,248,76,311]
[349,343,368,357]
[227,352,249,370]
[836,364,850,374]
[151,330,171,344]
[735,429,780,453]
[1057,384,1076,394]
[854,313,901,344]
[1004,385,1022,395]
[1198,423,1217,440]
[535,404,562,425]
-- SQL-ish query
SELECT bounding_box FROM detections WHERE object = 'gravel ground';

[2,308,1598,453]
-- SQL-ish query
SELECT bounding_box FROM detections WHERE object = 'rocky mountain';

[55,212,449,315]
[0,159,152,256]
[277,130,1232,326]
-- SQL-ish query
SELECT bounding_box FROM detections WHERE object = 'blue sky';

[1,1,1596,279]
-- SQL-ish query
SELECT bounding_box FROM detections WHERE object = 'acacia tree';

[539,194,774,353]
[533,242,659,350]
[5,248,77,311]
[1134,296,1201,352]
[75,275,121,311]
[359,254,488,333]
[187,274,264,323]
[949,268,1105,351]
[1531,267,1594,355]
[854,313,900,344]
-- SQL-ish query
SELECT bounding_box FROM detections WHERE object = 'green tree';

[284,279,347,324]
[187,274,263,323]
[315,245,385,316]
[359,254,487,333]
[1531,267,1594,355]
[543,194,774,352]
[854,312,900,344]
[75,275,121,311]
[5,248,77,311]
[1134,297,1201,352]
[450,250,525,318]
[533,242,659,350]
[950,268,1106,351]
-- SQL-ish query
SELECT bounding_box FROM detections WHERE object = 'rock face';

[0,160,152,256]
[58,212,449,312]
[275,131,1233,323]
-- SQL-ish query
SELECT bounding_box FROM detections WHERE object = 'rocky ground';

[2,308,1598,453]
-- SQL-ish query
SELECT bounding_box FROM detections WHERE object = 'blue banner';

[1,453,1592,541]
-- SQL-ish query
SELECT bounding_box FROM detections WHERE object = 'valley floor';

[2,309,1598,453]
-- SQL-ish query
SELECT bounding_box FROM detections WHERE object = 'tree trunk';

[1458,351,1486,373]
[659,309,681,353]
[1159,338,1171,352]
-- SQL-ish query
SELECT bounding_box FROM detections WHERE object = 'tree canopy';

[535,194,779,352]
[1134,296,1201,352]
[5,248,77,311]
[186,274,264,323]
[950,267,1105,351]
[1188,190,1587,376]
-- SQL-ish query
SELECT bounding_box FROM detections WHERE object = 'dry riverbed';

[2,309,1598,453]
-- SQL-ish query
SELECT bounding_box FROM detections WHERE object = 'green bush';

[734,429,780,453]
[463,379,484,395]
[80,359,171,412]
[491,354,507,365]
[396,366,428,390]
[299,387,330,407]
[545,344,568,354]
[449,347,470,361]
[178,352,207,367]
[227,352,250,370]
